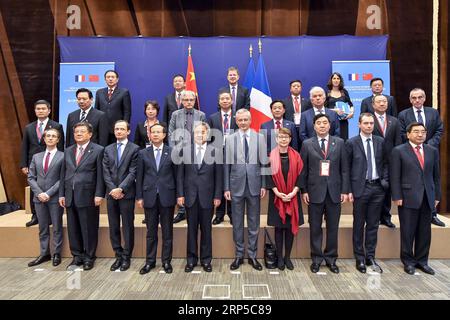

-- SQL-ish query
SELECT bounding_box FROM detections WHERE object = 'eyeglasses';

[277,135,291,140]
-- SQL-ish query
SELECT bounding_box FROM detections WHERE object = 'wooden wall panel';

[262,0,306,36]
[49,0,95,36]
[355,0,388,36]
[213,0,262,36]
[307,0,359,35]
[132,0,163,36]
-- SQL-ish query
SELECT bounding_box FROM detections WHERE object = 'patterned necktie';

[320,138,326,157]
[196,146,203,169]
[185,110,193,133]
[294,96,300,113]
[366,138,373,180]
[415,145,424,169]
[76,147,84,165]
[37,122,44,142]
[108,88,113,101]
[223,113,229,132]
[231,86,237,114]
[275,120,281,129]
[43,152,51,174]
[417,109,424,124]
[155,148,161,170]
[176,93,181,108]
[243,133,249,163]
[80,111,87,122]
[117,142,123,165]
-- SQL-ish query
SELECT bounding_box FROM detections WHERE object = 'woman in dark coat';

[267,127,304,271]
[134,100,166,149]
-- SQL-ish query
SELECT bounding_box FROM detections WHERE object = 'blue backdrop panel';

[58,36,388,137]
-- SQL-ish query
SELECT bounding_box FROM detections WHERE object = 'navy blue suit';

[260,119,299,153]
[299,108,340,143]
[398,107,443,148]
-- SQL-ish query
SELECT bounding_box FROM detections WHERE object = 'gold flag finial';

[249,44,253,58]
[258,39,262,54]
[188,43,191,56]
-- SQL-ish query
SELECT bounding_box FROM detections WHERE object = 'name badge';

[294,113,301,125]
[320,160,330,177]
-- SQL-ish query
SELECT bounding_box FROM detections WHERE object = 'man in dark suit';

[398,88,444,226]
[360,78,397,117]
[299,86,340,143]
[391,122,441,275]
[95,70,132,144]
[59,122,105,271]
[260,100,299,153]
[103,120,139,272]
[66,88,109,147]
[21,100,64,227]
[346,113,388,274]
[300,113,349,274]
[163,74,194,124]
[177,123,223,273]
[283,79,311,127]
[27,128,64,267]
[218,66,250,113]
[371,94,402,228]
[207,91,237,225]
[136,123,177,275]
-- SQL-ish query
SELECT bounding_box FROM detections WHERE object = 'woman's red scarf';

[269,146,303,235]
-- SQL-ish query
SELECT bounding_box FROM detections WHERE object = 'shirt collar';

[360,133,373,142]
[80,106,92,115]
[45,148,57,155]
[77,141,90,149]
[239,129,250,138]
[313,106,325,113]
[317,135,329,142]
[221,109,232,116]
[409,141,422,149]
[229,84,238,90]
[117,139,128,146]
[195,142,207,149]
[413,106,424,112]
[291,94,301,100]
[153,143,164,151]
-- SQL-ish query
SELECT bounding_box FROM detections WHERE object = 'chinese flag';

[185,53,200,109]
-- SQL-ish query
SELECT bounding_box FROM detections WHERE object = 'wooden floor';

[1,258,450,300]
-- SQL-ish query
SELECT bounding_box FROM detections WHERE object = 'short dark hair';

[73,121,93,133]
[104,70,119,78]
[270,100,285,110]
[359,112,374,123]
[227,66,239,75]
[44,128,60,139]
[326,72,344,91]
[144,100,160,116]
[313,113,330,124]
[173,74,185,81]
[34,99,51,109]
[76,88,93,99]
[114,120,130,130]
[150,123,167,134]
[289,79,302,87]
[406,122,427,133]
[370,77,384,86]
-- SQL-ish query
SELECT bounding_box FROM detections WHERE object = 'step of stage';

[1,210,449,259]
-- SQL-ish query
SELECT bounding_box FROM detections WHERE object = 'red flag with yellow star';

[185,50,200,109]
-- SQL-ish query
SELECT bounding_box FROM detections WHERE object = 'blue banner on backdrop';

[58,36,388,138]
[59,62,115,135]
[332,60,391,138]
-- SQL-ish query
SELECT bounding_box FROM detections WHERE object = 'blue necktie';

[417,109,424,124]
[366,138,373,180]
[155,148,161,170]
[117,142,123,165]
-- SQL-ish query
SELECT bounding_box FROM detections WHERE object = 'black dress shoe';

[83,261,94,271]
[248,258,263,271]
[327,263,340,274]
[284,258,294,270]
[67,258,84,268]
[431,216,446,227]
[184,263,195,273]
[120,260,131,272]
[404,265,415,275]
[310,263,320,273]
[25,214,38,227]
[163,262,173,274]
[173,212,186,224]
[28,255,51,267]
[380,220,396,228]
[212,217,224,225]
[142,219,147,224]
[277,258,285,271]
[139,263,155,275]
[110,258,122,271]
[417,264,435,275]
[356,261,367,273]
[52,254,61,267]
[230,257,244,270]
[202,263,212,272]
[366,258,383,273]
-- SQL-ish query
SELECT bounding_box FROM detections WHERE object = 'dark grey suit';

[360,94,398,117]
[398,107,443,148]
[103,141,139,260]
[283,96,311,126]
[218,85,250,111]
[66,108,109,147]
[168,108,206,147]
[27,150,64,256]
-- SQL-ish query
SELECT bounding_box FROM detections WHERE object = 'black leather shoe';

[380,220,396,228]
[83,261,94,271]
[142,219,147,224]
[28,255,51,267]
[52,254,61,267]
[366,258,383,273]
[277,258,285,271]
[248,258,263,271]
[202,263,212,272]
[284,258,294,270]
[230,257,244,270]
[120,260,131,271]
[163,262,173,274]
[417,264,435,275]
[173,211,186,224]
[184,263,195,273]
[110,258,122,271]
[356,260,366,273]
[404,265,415,275]
[327,263,340,274]
[212,217,224,225]
[67,258,83,269]
[431,216,446,227]
[139,263,155,275]
[310,263,320,273]
[25,214,38,227]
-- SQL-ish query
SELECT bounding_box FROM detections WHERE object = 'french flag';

[75,75,85,82]
[249,55,272,131]
[348,73,359,81]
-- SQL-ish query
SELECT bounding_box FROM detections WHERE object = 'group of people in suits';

[21,65,443,276]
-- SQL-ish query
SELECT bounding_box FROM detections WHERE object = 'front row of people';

[26,109,441,276]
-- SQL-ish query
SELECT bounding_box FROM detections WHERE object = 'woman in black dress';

[267,127,304,270]
[134,100,165,149]
[325,72,354,140]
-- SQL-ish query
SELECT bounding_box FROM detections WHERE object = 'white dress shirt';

[42,148,58,169]
[360,134,379,179]
[413,107,426,124]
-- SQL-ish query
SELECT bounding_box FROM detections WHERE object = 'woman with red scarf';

[267,127,304,270]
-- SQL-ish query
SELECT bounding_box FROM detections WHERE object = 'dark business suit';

[177,144,223,265]
[260,119,299,153]
[95,87,132,143]
[398,107,443,148]
[299,108,340,143]
[361,94,398,117]
[136,144,178,265]
[162,92,199,124]
[372,114,402,223]
[218,85,250,111]
[300,136,350,265]
[133,121,167,149]
[66,108,109,147]
[59,142,105,263]
[283,96,311,126]
[346,135,388,262]
[103,141,139,260]
[390,143,441,267]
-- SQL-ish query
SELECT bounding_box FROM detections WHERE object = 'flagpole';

[258,39,262,54]
[188,43,191,56]
[249,44,253,58]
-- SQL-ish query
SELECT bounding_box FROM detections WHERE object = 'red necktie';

[294,96,300,113]
[275,120,281,129]
[76,147,84,166]
[414,145,424,169]
[43,152,51,174]
[108,88,113,100]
